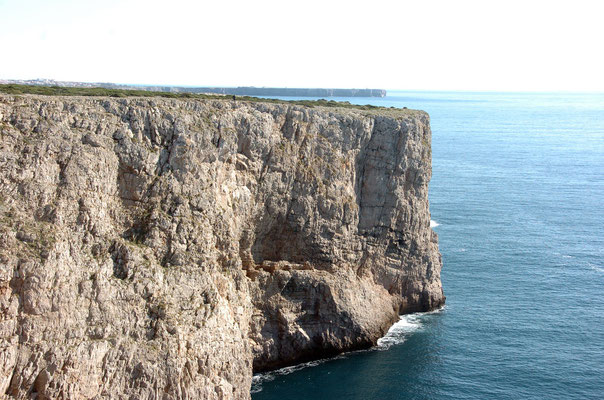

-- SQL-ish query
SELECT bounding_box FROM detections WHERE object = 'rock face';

[0,94,444,399]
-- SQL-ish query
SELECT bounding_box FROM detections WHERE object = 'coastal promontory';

[0,91,443,399]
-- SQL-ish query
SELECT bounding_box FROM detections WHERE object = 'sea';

[251,91,604,399]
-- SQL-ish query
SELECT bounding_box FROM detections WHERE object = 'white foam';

[377,306,445,348]
[251,307,445,392]
[430,220,440,228]
[251,356,346,393]
[376,315,421,348]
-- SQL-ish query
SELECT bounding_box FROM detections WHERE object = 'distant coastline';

[0,79,386,98]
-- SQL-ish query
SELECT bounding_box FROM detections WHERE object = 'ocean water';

[251,91,604,399]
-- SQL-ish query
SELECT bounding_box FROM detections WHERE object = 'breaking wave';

[376,314,423,348]
[251,307,444,393]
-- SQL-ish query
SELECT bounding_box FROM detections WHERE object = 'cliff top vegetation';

[0,84,422,117]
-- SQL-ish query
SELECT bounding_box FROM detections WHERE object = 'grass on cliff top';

[0,84,419,115]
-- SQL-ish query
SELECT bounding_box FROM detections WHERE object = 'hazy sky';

[1,0,603,91]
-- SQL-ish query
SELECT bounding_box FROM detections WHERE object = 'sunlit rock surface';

[0,94,443,399]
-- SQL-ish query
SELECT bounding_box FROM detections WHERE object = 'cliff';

[0,81,387,98]
[179,87,387,98]
[0,94,443,399]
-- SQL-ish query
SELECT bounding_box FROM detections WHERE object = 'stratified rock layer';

[0,94,444,399]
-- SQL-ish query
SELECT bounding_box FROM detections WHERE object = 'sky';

[1,0,603,92]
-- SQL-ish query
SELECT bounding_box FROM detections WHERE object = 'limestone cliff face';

[0,94,444,399]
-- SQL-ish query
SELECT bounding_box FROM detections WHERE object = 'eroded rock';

[0,94,443,399]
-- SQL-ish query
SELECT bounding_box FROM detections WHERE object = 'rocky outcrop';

[0,94,443,399]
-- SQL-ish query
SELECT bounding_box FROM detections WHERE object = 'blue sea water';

[251,91,604,399]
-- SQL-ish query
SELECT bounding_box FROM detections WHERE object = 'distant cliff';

[0,80,387,98]
[180,87,386,97]
[0,93,443,399]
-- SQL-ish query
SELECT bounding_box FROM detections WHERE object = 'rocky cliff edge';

[0,94,444,399]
